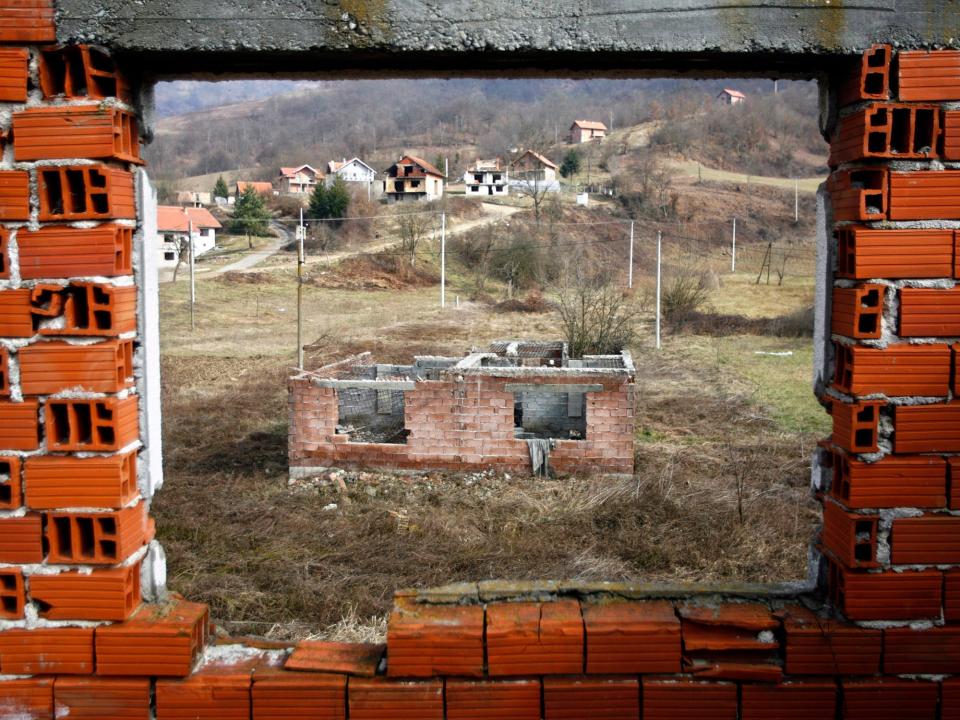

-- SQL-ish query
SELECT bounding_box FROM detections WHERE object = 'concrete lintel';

[311,379,415,391]
[504,383,604,394]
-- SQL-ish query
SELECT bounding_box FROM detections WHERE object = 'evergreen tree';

[559,149,582,179]
[212,175,229,200]
[308,177,350,226]
[230,186,270,245]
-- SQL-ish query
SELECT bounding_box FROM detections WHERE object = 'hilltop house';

[509,150,560,193]
[327,158,377,187]
[175,191,211,208]
[717,88,746,105]
[383,155,445,202]
[462,159,508,197]
[235,181,274,198]
[156,206,222,268]
[569,120,607,144]
[275,165,323,194]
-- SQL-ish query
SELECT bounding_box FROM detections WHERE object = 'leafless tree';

[513,175,552,226]
[171,236,191,282]
[398,212,433,267]
[556,269,639,358]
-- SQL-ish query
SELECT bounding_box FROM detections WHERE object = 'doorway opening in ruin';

[148,75,826,640]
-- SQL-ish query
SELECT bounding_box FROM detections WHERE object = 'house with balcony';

[383,155,445,202]
[463,158,508,197]
[327,158,377,187]
[275,165,323,194]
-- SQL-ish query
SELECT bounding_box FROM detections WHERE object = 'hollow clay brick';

[252,670,346,720]
[889,170,960,220]
[0,48,28,102]
[889,514,960,564]
[45,395,139,452]
[543,677,639,720]
[0,1,55,43]
[829,561,942,621]
[830,102,939,166]
[830,400,882,454]
[0,627,94,675]
[31,282,137,336]
[95,599,210,677]
[894,402,960,453]
[25,451,138,509]
[0,455,21,509]
[156,661,253,720]
[18,224,133,279]
[30,562,141,621]
[898,50,960,101]
[54,677,150,720]
[779,605,881,675]
[883,625,960,674]
[838,44,891,107]
[582,599,681,674]
[821,500,879,568]
[0,678,53,718]
[832,342,950,397]
[831,284,884,339]
[45,501,148,564]
[486,599,584,676]
[37,166,136,221]
[641,678,737,720]
[0,567,24,619]
[13,106,143,164]
[0,513,42,563]
[828,168,887,221]
[0,170,30,221]
[348,678,444,720]
[285,639,383,676]
[19,338,134,395]
[841,678,938,720]
[387,601,483,678]
[39,45,131,102]
[900,286,960,337]
[0,289,36,337]
[446,679,541,720]
[834,225,953,280]
[740,681,837,720]
[679,603,781,682]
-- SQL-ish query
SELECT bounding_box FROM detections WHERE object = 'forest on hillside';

[146,78,825,182]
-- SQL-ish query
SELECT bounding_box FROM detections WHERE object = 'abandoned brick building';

[289,341,636,476]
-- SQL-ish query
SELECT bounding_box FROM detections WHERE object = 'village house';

[509,149,561,193]
[717,88,747,105]
[327,158,377,187]
[175,190,211,208]
[156,205,222,268]
[275,165,323,194]
[383,155,445,202]
[289,341,635,477]
[463,158,509,197]
[234,180,274,198]
[569,119,607,144]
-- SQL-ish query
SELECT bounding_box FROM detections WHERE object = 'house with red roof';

[275,165,323,194]
[717,88,747,105]
[156,205,223,268]
[569,119,608,144]
[383,155,445,202]
[234,180,274,198]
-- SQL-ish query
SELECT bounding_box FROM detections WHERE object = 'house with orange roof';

[383,154,445,202]
[509,150,559,184]
[569,119,608,144]
[156,205,223,268]
[275,165,323,194]
[234,180,274,198]
[717,88,747,105]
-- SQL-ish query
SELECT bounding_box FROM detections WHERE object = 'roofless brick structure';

[289,342,636,476]
[2,1,960,716]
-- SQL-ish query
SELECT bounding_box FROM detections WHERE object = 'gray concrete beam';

[56,1,960,79]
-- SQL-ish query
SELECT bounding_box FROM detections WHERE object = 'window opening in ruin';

[512,390,587,440]
[336,386,409,444]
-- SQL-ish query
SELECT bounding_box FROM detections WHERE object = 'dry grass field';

[155,195,826,640]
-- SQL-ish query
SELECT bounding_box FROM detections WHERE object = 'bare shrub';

[491,291,552,314]
[670,306,815,338]
[556,272,639,358]
[662,272,710,323]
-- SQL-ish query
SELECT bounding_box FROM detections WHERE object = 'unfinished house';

[463,158,508,197]
[289,341,635,477]
[382,154,445,202]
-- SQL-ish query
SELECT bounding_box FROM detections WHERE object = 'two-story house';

[156,206,222,268]
[383,155,445,202]
[463,159,508,197]
[275,165,323,194]
[569,120,608,144]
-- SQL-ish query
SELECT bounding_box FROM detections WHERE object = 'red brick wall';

[289,373,635,474]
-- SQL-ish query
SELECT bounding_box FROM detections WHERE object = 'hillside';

[145,78,826,186]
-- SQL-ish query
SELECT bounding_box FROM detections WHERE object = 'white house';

[717,88,746,105]
[463,158,508,197]
[327,158,377,186]
[156,206,222,268]
[509,150,561,193]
